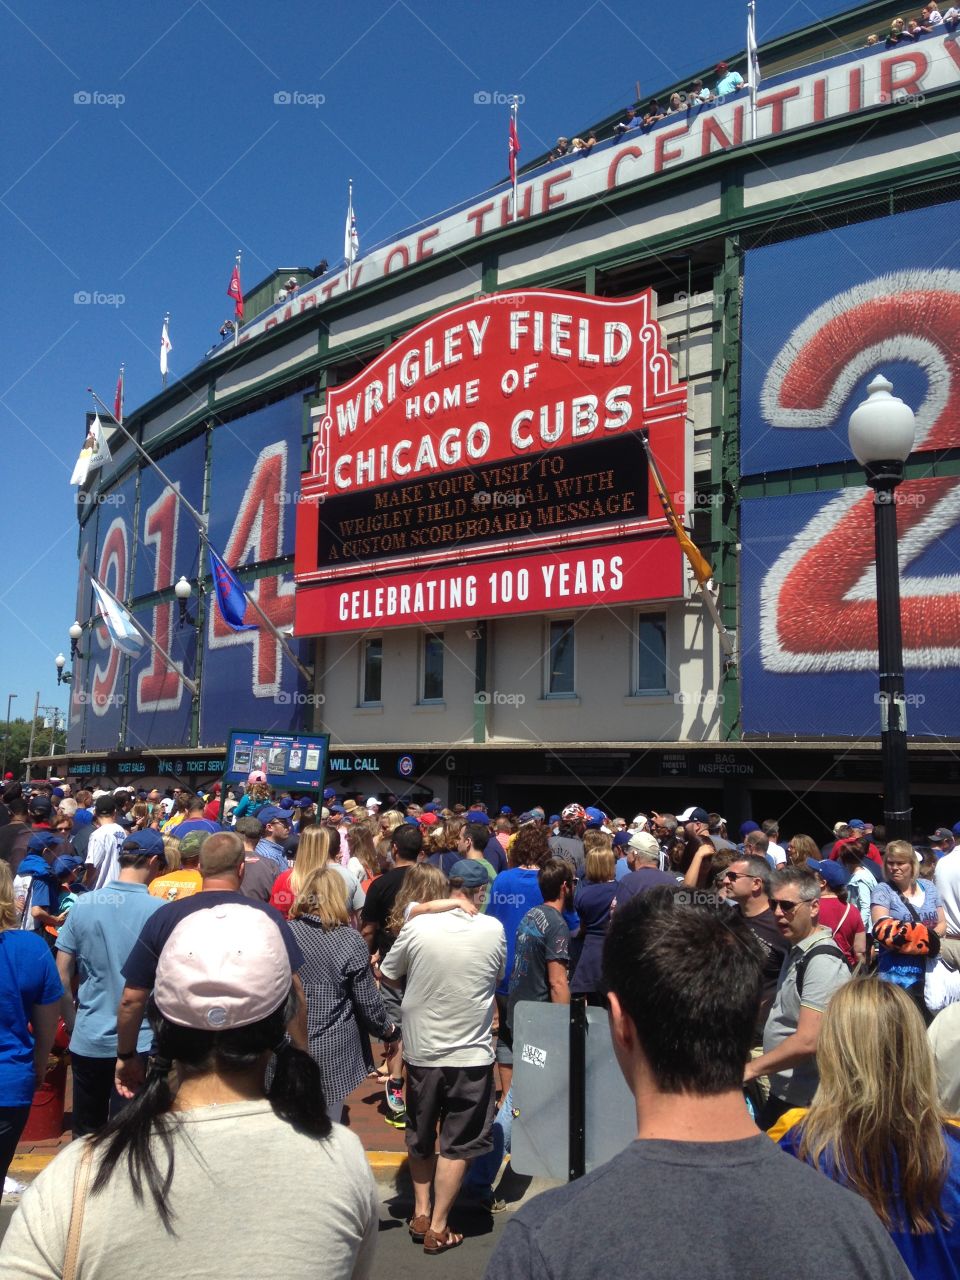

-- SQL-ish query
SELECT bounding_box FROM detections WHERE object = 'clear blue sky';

[0,0,852,728]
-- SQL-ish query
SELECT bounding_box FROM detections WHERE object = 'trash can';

[21,1024,70,1143]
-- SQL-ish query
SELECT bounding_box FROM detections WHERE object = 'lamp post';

[848,374,916,843]
[174,576,195,628]
[69,620,84,660]
[0,692,16,780]
[55,653,71,686]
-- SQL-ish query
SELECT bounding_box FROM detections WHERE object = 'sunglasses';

[724,870,755,882]
[768,897,805,915]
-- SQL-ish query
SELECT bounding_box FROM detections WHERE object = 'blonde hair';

[0,862,17,931]
[884,839,919,887]
[347,822,379,879]
[797,977,951,1233]
[290,865,349,927]
[388,863,448,936]
[290,825,331,899]
[161,837,182,873]
[788,833,819,868]
[585,847,615,883]
[583,830,613,856]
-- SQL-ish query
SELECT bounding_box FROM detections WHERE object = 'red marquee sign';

[294,289,690,634]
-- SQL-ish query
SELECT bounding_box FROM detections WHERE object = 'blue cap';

[465,810,489,824]
[278,797,295,811]
[807,857,850,888]
[405,815,420,826]
[72,808,93,828]
[52,854,82,877]
[953,822,960,837]
[739,821,760,837]
[323,787,336,800]
[330,804,346,815]
[294,796,314,809]
[121,829,165,859]
[613,829,632,848]
[258,806,291,826]
[848,819,865,830]
[499,805,512,815]
[449,859,490,888]
[52,787,64,800]
[549,814,560,825]
[584,806,605,828]
[26,832,61,856]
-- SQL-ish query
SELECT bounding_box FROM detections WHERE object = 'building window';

[636,612,668,692]
[360,638,382,704]
[421,633,444,702]
[547,619,575,696]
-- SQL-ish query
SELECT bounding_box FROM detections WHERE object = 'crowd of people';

[866,2,954,44]
[1,770,959,1275]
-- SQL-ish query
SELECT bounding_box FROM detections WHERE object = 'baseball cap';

[449,859,491,888]
[52,854,82,877]
[628,831,661,859]
[518,811,537,825]
[612,830,632,849]
[179,830,209,858]
[584,806,605,828]
[499,805,512,816]
[154,904,291,1031]
[715,60,729,71]
[929,827,954,844]
[247,771,266,785]
[562,803,586,822]
[26,832,61,856]
[323,787,336,800]
[365,797,382,809]
[530,807,545,820]
[807,858,850,888]
[740,820,760,837]
[294,796,314,809]
[464,809,489,825]
[848,818,866,830]
[677,806,709,824]
[122,829,165,859]
[28,795,53,818]
[52,787,64,800]
[94,794,118,815]
[631,813,649,830]
[278,797,294,811]
[420,812,439,827]
[258,806,291,827]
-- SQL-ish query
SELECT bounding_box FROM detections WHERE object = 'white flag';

[91,579,144,657]
[747,0,761,90]
[70,414,112,486]
[160,318,172,377]
[344,193,359,266]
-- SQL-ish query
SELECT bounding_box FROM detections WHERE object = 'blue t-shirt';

[872,879,942,989]
[780,1121,960,1279]
[0,930,63,1105]
[56,881,164,1057]
[169,818,222,839]
[486,867,578,997]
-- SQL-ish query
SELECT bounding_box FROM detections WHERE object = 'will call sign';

[294,289,689,634]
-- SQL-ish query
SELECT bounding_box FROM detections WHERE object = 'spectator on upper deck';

[886,16,919,43]
[944,2,959,24]
[612,111,636,137]
[549,136,570,159]
[667,92,688,113]
[923,2,943,24]
[689,78,713,102]
[714,61,744,96]
[641,99,666,127]
[865,31,880,42]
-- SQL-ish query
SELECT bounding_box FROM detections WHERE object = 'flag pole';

[116,363,125,425]
[86,385,314,684]
[162,313,170,389]
[234,252,241,347]
[511,99,519,223]
[346,179,353,291]
[88,569,198,697]
[638,431,736,661]
[747,0,759,141]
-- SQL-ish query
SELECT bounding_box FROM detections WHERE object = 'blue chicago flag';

[209,546,257,632]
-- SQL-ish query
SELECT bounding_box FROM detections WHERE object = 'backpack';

[795,940,848,999]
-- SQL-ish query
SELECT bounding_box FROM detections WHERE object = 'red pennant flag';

[508,114,520,184]
[227,265,244,321]
[113,367,124,422]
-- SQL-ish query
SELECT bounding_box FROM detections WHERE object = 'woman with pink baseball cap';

[0,903,379,1278]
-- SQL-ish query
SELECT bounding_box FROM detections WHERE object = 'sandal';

[408,1214,431,1242]
[423,1228,464,1255]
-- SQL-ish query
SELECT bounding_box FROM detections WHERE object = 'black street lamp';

[848,374,916,843]
[174,576,195,628]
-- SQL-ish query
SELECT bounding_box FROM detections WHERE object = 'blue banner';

[740,201,960,476]
[740,482,960,737]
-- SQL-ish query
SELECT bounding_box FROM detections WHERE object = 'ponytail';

[268,1035,332,1140]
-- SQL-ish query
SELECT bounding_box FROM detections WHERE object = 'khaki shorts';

[404,1063,496,1160]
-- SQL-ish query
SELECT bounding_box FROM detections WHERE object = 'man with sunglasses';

[744,866,850,1129]
[723,856,788,1039]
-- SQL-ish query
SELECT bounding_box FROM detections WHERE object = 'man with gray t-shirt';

[381,859,506,1256]
[485,887,908,1280]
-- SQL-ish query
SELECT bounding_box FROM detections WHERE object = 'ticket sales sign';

[294,289,690,633]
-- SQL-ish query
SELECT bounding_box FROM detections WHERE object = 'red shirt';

[830,837,883,870]
[817,895,864,965]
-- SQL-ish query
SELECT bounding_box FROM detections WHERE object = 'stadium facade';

[55,1,960,829]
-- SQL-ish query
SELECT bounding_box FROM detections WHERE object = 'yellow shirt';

[148,869,202,902]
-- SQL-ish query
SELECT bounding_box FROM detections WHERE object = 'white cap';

[366,797,381,809]
[628,831,661,859]
[631,813,648,830]
[154,903,291,1031]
